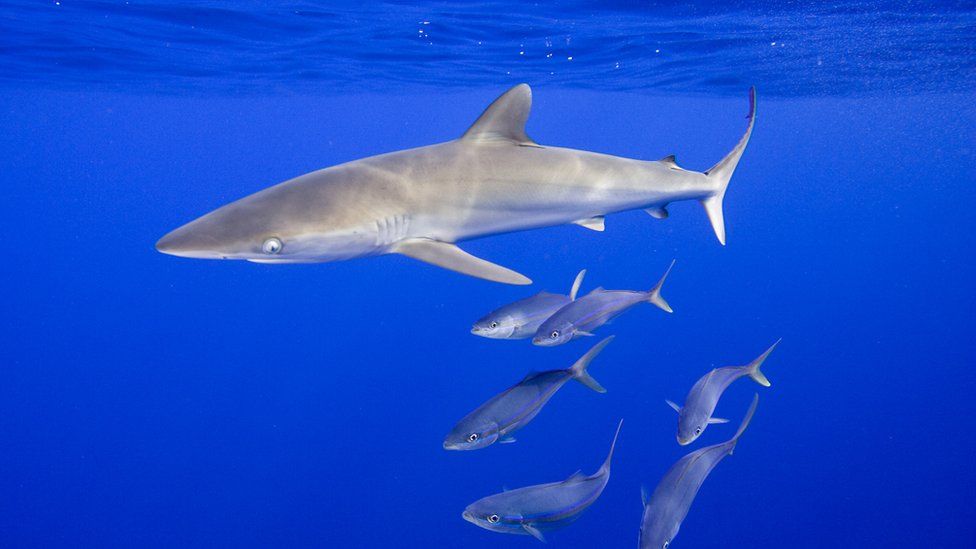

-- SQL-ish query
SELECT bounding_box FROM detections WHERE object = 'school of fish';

[157,84,776,546]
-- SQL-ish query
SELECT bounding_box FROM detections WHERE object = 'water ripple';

[0,1,972,96]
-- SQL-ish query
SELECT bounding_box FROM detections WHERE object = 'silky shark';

[156,85,756,285]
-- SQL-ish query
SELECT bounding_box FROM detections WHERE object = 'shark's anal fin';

[392,239,532,285]
[572,216,605,231]
[644,206,669,219]
[461,84,540,147]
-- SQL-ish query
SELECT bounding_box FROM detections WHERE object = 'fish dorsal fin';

[641,485,650,506]
[461,84,540,147]
[660,154,683,170]
[565,469,586,483]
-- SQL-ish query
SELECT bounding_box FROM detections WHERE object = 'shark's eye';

[663,542,669,549]
[550,330,560,339]
[487,514,500,524]
[467,433,479,443]
[489,322,498,329]
[695,427,702,435]
[262,237,282,255]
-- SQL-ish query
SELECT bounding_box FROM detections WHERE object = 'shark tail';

[702,87,756,246]
[746,338,781,387]
[570,335,614,393]
[728,393,759,455]
[646,260,675,313]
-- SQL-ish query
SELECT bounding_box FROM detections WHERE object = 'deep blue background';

[2,66,974,549]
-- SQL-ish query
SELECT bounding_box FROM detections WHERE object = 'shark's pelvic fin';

[573,216,605,231]
[460,84,541,147]
[392,238,532,285]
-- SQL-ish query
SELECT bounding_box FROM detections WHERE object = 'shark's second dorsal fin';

[660,155,683,170]
[460,84,540,147]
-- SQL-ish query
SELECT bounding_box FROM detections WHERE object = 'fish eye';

[262,237,282,255]
[550,330,560,339]
[487,514,500,524]
[663,542,669,549]
[467,433,479,442]
[490,322,498,329]
[695,427,702,435]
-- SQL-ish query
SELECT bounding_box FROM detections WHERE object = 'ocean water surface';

[1,2,974,547]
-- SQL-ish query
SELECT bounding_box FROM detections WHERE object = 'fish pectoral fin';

[576,330,596,337]
[665,400,681,414]
[572,216,605,231]
[708,417,730,424]
[522,523,546,542]
[498,434,517,444]
[644,205,670,219]
[392,239,532,285]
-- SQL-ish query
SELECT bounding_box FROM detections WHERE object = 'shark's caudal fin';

[569,269,587,300]
[702,87,757,245]
[569,335,614,393]
[598,419,624,475]
[727,393,759,455]
[745,338,781,387]
[392,238,531,285]
[646,260,676,313]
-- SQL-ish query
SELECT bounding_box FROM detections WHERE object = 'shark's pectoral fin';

[392,239,532,285]
[522,523,546,542]
[645,205,669,219]
[572,216,605,231]
[460,84,541,147]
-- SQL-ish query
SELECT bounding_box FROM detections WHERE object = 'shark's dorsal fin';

[461,84,540,147]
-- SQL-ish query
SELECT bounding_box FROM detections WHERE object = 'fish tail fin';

[600,419,624,474]
[569,269,587,301]
[746,338,781,387]
[570,336,614,393]
[728,393,759,455]
[701,87,756,246]
[646,260,675,313]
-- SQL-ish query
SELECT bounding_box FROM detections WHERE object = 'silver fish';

[472,269,587,339]
[462,419,623,542]
[156,85,756,285]
[444,336,613,451]
[532,261,675,346]
[639,394,759,549]
[667,340,779,445]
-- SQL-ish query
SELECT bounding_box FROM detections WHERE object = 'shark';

[156,84,756,285]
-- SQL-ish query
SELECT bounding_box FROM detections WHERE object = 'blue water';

[1,2,974,547]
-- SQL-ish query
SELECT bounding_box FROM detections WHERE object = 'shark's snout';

[155,225,225,259]
[461,510,476,524]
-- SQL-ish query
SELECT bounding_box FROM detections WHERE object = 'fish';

[532,261,675,346]
[156,84,756,285]
[462,419,623,542]
[471,269,587,339]
[667,339,779,445]
[639,394,759,549]
[443,336,613,451]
